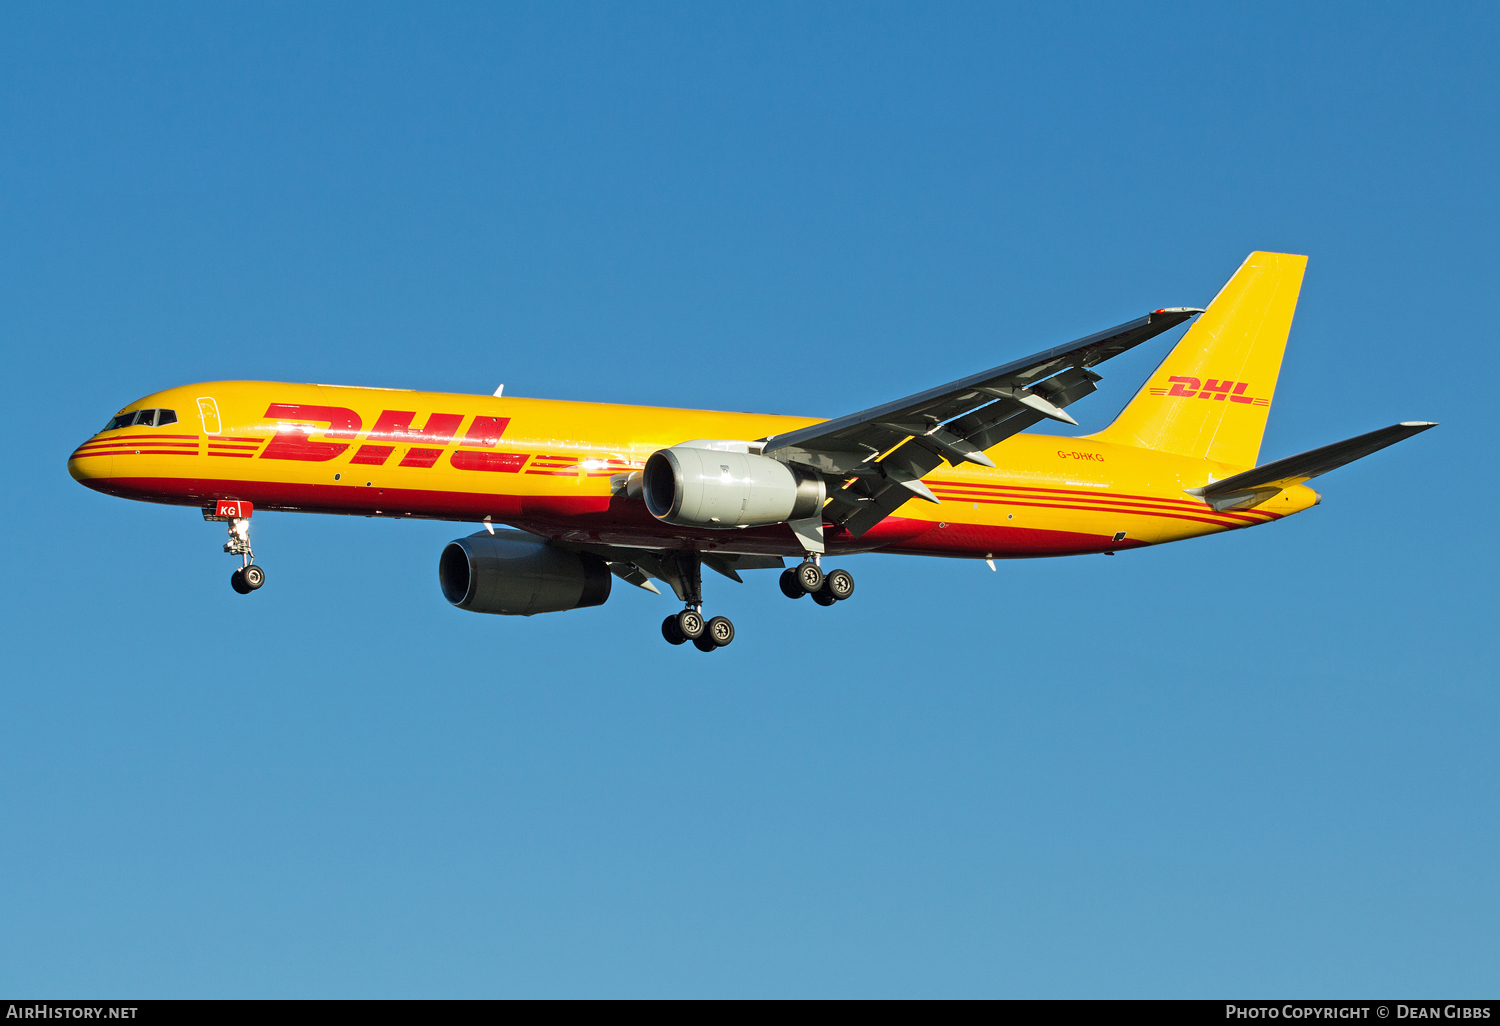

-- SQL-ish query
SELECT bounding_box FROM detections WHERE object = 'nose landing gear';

[205,500,265,595]
[230,563,265,594]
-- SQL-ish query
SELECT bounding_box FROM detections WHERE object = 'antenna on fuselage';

[493,384,504,397]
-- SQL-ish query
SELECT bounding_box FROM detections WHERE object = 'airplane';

[68,251,1434,651]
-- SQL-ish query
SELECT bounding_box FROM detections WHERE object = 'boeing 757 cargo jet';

[69,252,1434,651]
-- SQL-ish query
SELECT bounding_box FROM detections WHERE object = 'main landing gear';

[648,550,851,650]
[778,558,854,607]
[656,552,734,652]
[205,500,265,595]
[661,609,735,652]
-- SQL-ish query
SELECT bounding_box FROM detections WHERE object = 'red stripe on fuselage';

[928,489,1276,526]
[71,449,199,458]
[927,481,1278,524]
[87,433,201,442]
[76,441,199,450]
[977,497,1269,528]
[929,479,1240,509]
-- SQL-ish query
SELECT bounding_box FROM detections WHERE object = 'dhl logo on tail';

[1147,377,1270,405]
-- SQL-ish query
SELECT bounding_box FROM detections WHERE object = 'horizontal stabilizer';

[1186,421,1437,511]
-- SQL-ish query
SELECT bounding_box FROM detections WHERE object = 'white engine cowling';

[643,443,824,528]
[439,530,612,615]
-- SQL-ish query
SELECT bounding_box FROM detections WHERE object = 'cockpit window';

[103,408,177,431]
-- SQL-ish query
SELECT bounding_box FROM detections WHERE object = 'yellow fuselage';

[68,380,1319,559]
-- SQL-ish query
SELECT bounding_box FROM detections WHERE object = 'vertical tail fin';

[1088,251,1307,468]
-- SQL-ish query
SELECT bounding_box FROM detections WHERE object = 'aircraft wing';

[761,307,1202,536]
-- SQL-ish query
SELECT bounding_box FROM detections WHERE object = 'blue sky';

[1,2,1495,997]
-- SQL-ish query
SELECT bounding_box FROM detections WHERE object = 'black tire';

[778,568,805,599]
[693,636,718,652]
[811,587,837,606]
[242,564,265,590]
[230,568,251,594]
[662,615,688,645]
[796,561,824,593]
[706,615,734,647]
[676,609,705,640]
[825,568,854,601]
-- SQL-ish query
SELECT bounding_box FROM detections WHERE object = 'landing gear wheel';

[824,568,854,601]
[676,609,705,641]
[218,512,260,595]
[705,615,735,648]
[779,569,805,599]
[661,615,688,645]
[811,588,837,606]
[693,636,719,652]
[795,561,824,593]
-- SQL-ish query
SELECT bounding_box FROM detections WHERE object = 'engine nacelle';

[643,442,824,528]
[438,530,612,616]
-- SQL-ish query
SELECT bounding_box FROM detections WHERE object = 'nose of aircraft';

[68,404,190,494]
[68,426,118,491]
[69,455,112,500]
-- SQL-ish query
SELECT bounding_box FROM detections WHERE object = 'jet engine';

[643,442,824,528]
[439,530,612,615]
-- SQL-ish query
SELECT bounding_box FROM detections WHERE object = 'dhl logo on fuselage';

[241,402,631,477]
[257,403,522,471]
[1146,377,1269,406]
[251,402,531,473]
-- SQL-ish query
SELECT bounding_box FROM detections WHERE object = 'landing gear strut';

[656,551,733,652]
[205,500,265,595]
